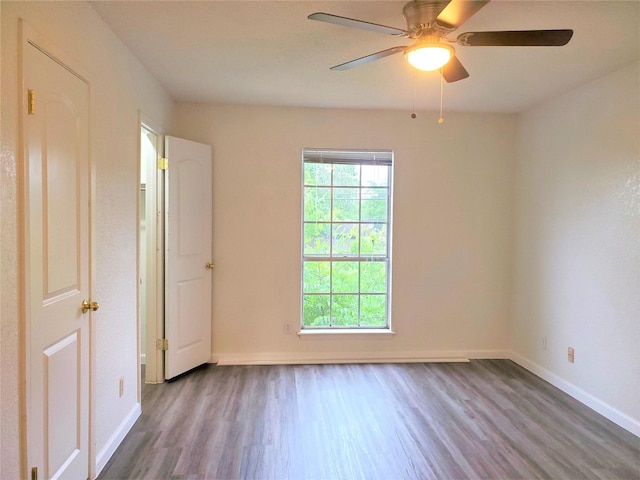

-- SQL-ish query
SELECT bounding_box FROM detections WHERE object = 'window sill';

[298,328,395,338]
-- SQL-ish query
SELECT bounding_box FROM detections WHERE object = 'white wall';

[172,105,516,365]
[512,62,640,435]
[0,2,173,477]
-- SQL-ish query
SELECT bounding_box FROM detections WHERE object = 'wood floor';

[98,360,639,480]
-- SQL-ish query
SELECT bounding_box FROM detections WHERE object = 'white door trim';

[138,113,165,386]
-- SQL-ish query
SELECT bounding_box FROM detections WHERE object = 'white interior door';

[23,33,91,480]
[164,136,212,379]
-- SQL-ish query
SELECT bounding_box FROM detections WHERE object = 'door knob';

[81,299,100,314]
[205,263,215,270]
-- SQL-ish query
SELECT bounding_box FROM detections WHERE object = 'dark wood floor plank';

[98,360,639,480]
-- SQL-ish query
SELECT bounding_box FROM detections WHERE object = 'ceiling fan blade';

[331,46,407,71]
[442,55,469,83]
[436,0,490,29]
[457,29,574,46]
[308,12,408,37]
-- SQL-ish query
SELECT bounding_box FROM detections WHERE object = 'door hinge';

[28,89,36,115]
[31,466,38,480]
[158,157,168,170]
[156,338,168,350]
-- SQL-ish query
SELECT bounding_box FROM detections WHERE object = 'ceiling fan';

[308,0,573,82]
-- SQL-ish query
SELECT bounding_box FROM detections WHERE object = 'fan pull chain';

[438,70,445,124]
[411,70,417,119]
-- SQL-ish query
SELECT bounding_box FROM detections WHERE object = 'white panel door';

[164,136,212,379]
[23,37,91,480]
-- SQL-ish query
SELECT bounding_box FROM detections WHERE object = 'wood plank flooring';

[98,360,639,480]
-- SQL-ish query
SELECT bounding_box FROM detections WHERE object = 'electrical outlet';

[567,347,575,363]
[119,377,124,397]
[283,322,291,335]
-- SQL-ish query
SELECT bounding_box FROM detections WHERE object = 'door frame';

[19,20,96,479]
[138,114,165,385]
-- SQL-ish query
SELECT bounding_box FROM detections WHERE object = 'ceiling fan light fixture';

[405,42,454,71]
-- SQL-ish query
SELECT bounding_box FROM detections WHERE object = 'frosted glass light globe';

[405,43,453,71]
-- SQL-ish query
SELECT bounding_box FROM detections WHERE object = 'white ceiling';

[90,0,639,113]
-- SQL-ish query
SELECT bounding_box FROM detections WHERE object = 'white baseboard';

[212,349,510,366]
[510,352,639,438]
[95,402,142,476]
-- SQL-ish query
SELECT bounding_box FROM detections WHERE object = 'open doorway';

[138,124,213,387]
[139,122,164,384]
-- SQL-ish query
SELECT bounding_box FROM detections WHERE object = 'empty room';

[1,1,638,479]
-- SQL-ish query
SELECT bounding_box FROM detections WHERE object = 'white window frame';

[301,148,393,331]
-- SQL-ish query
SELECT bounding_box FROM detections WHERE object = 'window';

[301,149,393,329]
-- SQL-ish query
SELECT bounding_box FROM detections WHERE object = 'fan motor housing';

[403,0,454,36]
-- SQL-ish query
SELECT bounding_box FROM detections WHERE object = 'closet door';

[23,27,92,480]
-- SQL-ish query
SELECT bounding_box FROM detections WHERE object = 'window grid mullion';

[329,167,334,327]
[357,164,362,326]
